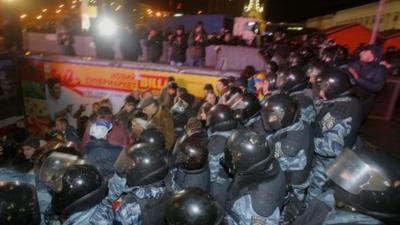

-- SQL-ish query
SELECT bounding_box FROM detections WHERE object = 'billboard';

[20,56,223,136]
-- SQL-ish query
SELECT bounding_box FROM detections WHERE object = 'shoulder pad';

[279,131,306,157]
[250,168,286,217]
[326,98,361,120]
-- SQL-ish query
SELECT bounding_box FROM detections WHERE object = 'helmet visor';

[113,148,135,175]
[327,148,391,195]
[39,152,81,192]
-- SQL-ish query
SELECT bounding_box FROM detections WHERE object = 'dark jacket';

[120,30,142,61]
[350,61,387,93]
[84,139,122,179]
[170,34,188,63]
[188,31,208,58]
[144,33,163,62]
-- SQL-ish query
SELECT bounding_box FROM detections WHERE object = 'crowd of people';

[1,29,400,225]
[56,19,261,66]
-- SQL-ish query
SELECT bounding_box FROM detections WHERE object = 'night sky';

[14,0,380,22]
[265,0,379,22]
[145,0,380,22]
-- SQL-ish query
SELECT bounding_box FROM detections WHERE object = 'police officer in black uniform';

[223,129,286,225]
[206,104,238,205]
[308,68,363,202]
[275,67,316,124]
[168,134,210,192]
[112,143,171,225]
[261,93,314,224]
[232,93,265,136]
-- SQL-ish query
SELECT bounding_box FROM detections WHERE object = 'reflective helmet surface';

[114,143,169,187]
[315,68,351,100]
[260,93,298,131]
[232,93,261,124]
[224,129,273,175]
[52,164,105,215]
[172,135,208,171]
[136,127,165,150]
[165,187,223,225]
[206,104,238,132]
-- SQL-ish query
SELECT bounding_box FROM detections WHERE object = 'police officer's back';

[168,133,210,192]
[223,129,286,225]
[112,143,171,225]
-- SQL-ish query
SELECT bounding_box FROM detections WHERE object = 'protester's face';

[124,103,135,113]
[167,88,176,95]
[360,50,374,63]
[216,82,227,95]
[50,83,62,99]
[22,146,35,159]
[176,29,183,35]
[55,120,67,132]
[224,34,232,42]
[92,103,100,113]
[206,93,217,105]
[195,26,202,33]
[143,103,157,117]
[131,120,145,137]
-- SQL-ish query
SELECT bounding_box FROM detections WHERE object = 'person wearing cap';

[84,119,122,179]
[12,137,41,172]
[116,94,139,130]
[158,81,178,110]
[82,106,130,148]
[348,44,388,118]
[138,96,175,150]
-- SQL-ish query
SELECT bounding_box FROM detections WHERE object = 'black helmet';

[260,93,298,132]
[327,146,400,224]
[165,187,223,225]
[232,93,261,124]
[276,67,308,93]
[172,135,208,170]
[114,143,169,187]
[52,164,107,216]
[306,60,328,78]
[298,46,316,62]
[224,129,273,175]
[315,68,351,100]
[0,182,41,225]
[321,45,349,66]
[136,127,165,150]
[206,104,238,132]
[288,52,306,68]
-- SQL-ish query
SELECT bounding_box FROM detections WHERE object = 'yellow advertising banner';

[43,61,221,97]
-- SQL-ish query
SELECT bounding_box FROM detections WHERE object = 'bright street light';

[97,17,117,37]
[36,15,42,20]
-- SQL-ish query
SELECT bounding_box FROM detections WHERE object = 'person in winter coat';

[348,44,388,118]
[144,27,163,63]
[169,25,188,66]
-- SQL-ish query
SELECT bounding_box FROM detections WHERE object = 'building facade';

[306,0,400,31]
